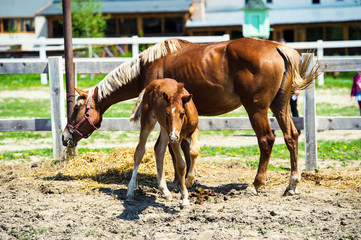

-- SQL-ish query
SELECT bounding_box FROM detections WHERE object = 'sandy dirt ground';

[0,159,360,240]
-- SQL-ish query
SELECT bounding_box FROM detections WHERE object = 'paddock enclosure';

[0,37,361,239]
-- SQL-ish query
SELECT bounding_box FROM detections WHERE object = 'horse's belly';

[194,91,242,116]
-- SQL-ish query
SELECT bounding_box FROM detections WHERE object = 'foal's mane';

[96,39,183,101]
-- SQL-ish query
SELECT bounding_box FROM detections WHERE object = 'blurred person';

[350,71,361,115]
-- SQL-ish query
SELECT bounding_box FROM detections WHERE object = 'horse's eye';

[180,113,185,119]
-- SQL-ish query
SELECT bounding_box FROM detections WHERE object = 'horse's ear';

[182,94,192,105]
[92,86,98,101]
[163,92,170,103]
[75,87,88,98]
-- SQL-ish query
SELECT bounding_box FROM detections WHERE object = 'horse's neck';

[98,76,142,114]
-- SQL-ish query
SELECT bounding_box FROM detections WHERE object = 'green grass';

[2,138,359,167]
[0,72,360,166]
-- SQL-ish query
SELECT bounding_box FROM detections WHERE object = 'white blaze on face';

[169,107,178,142]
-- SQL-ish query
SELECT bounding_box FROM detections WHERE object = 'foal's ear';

[75,87,88,98]
[182,94,192,104]
[163,92,170,103]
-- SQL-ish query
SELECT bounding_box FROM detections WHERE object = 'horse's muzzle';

[62,131,77,147]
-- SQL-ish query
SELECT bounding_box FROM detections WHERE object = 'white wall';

[266,0,357,9]
[0,16,47,50]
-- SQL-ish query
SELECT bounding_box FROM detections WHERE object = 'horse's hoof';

[125,195,133,202]
[186,177,195,188]
[245,185,258,195]
[283,187,300,196]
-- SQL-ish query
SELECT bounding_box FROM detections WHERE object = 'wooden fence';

[0,55,360,171]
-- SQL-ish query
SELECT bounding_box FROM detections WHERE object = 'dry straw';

[60,148,175,186]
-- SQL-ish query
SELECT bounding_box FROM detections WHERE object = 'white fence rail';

[0,56,360,169]
[1,36,361,86]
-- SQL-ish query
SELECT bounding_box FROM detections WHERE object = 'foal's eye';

[180,113,185,119]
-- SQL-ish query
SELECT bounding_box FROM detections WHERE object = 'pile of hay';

[60,147,175,186]
[301,167,361,190]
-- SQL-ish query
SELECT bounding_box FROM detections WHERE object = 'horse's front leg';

[154,128,172,200]
[186,127,199,188]
[169,142,189,206]
[126,119,155,200]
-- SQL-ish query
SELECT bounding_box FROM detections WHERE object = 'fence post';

[316,39,324,86]
[39,37,48,85]
[48,56,66,159]
[303,53,318,171]
[132,35,139,57]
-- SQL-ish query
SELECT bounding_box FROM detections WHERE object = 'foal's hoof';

[245,184,258,195]
[283,187,300,196]
[164,193,173,201]
[125,195,133,202]
[181,199,190,207]
[169,182,181,192]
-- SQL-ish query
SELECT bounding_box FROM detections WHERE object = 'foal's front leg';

[170,142,189,206]
[154,128,172,200]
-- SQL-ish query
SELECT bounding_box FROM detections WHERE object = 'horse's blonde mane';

[96,39,182,101]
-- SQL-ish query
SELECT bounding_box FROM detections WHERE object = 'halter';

[66,96,99,139]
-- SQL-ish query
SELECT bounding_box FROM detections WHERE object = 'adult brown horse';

[62,37,318,196]
[127,78,199,206]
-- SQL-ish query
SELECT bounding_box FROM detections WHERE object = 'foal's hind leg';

[127,119,156,200]
[271,92,300,196]
[154,128,172,200]
[246,109,275,195]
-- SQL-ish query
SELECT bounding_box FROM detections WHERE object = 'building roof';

[0,0,50,18]
[270,6,361,25]
[186,5,361,28]
[243,0,270,10]
[38,0,191,16]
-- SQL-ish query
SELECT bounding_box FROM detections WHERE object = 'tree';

[61,0,109,38]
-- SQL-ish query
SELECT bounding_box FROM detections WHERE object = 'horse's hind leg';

[271,91,300,196]
[186,127,199,188]
[246,109,275,195]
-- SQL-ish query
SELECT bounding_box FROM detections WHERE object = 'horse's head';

[162,84,192,143]
[62,87,102,147]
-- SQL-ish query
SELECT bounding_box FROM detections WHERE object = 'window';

[119,18,137,35]
[105,19,117,36]
[1,18,35,33]
[143,18,161,35]
[326,26,343,41]
[349,25,361,40]
[306,27,323,41]
[164,17,182,34]
[312,0,320,4]
[20,19,34,32]
[3,19,17,32]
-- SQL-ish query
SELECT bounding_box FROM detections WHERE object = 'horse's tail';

[276,45,320,92]
[130,89,145,123]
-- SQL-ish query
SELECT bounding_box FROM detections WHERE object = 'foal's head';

[62,87,102,147]
[162,83,193,143]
